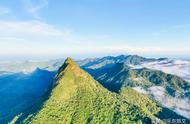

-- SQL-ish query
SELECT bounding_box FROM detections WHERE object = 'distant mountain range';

[1,54,190,82]
[0,55,156,73]
[1,55,190,83]
[78,55,155,69]
[0,55,190,123]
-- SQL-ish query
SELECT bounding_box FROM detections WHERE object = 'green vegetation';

[135,68,190,93]
[88,63,190,96]
[16,58,163,124]
[84,62,190,121]
[120,87,161,115]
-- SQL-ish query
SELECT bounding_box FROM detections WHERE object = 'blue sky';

[0,0,190,60]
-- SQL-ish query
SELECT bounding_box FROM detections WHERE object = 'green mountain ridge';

[14,58,163,124]
[85,62,190,96]
[83,62,190,120]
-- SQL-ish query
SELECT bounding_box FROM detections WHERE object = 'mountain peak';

[56,57,88,81]
[57,57,76,72]
[65,57,75,65]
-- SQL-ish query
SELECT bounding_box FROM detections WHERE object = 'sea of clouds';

[133,86,190,119]
[141,59,190,82]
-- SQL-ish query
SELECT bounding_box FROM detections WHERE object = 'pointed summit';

[56,57,88,81]
[64,57,75,65]
[57,57,77,74]
[61,57,77,69]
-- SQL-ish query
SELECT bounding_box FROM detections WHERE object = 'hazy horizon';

[0,53,190,61]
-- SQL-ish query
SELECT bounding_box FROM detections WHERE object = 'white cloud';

[141,59,190,82]
[0,20,73,56]
[0,20,190,58]
[133,86,190,119]
[0,6,11,16]
[21,0,48,18]
[132,87,147,94]
[148,86,190,119]
[0,20,68,37]
[0,20,119,56]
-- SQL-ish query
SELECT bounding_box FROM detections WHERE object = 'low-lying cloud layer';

[141,59,190,82]
[133,86,190,119]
